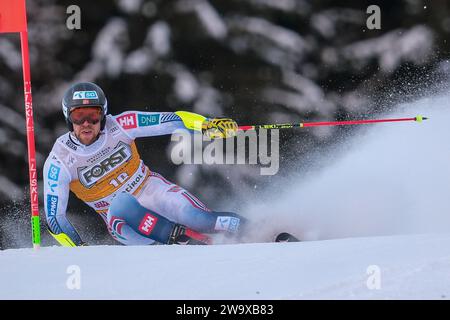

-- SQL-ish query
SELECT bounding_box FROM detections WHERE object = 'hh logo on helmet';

[138,213,158,235]
[77,142,132,188]
[73,91,99,100]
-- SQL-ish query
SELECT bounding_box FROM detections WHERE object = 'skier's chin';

[77,131,97,145]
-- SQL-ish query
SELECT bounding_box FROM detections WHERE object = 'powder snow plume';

[240,91,450,242]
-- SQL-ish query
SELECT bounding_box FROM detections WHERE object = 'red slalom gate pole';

[0,0,41,249]
[21,30,40,249]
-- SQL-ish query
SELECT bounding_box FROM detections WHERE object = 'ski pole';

[238,115,427,131]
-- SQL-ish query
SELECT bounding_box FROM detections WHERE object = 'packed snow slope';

[2,92,450,299]
[1,234,450,299]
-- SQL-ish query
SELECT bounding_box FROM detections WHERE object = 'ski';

[174,231,300,245]
[174,234,209,245]
[275,232,300,243]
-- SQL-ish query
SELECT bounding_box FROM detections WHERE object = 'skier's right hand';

[202,118,238,139]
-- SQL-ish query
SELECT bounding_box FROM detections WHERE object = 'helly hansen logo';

[138,213,158,235]
[116,113,137,129]
[77,142,132,188]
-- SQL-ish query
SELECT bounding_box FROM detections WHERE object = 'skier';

[43,82,245,246]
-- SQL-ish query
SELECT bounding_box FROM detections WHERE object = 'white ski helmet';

[62,82,108,131]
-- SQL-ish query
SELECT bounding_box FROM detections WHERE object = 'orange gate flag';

[0,0,27,33]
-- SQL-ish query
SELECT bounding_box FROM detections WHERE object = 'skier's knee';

[108,192,140,221]
[107,192,176,244]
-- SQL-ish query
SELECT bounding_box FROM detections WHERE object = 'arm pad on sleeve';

[174,111,207,131]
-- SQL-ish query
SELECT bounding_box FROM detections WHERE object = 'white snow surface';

[1,233,450,300]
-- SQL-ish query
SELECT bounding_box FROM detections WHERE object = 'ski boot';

[168,224,212,245]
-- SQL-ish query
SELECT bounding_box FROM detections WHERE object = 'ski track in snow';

[1,92,450,299]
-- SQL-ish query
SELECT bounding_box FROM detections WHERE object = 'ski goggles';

[69,107,103,125]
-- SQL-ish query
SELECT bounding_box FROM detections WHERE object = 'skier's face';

[71,107,102,145]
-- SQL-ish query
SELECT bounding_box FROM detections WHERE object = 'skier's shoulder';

[110,110,175,128]
[109,110,141,129]
[109,110,140,120]
[44,138,71,182]
[108,110,159,137]
[43,131,69,159]
[53,131,80,153]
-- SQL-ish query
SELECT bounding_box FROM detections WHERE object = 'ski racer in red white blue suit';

[43,82,244,246]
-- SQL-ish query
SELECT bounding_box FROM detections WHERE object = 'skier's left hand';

[202,118,238,139]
